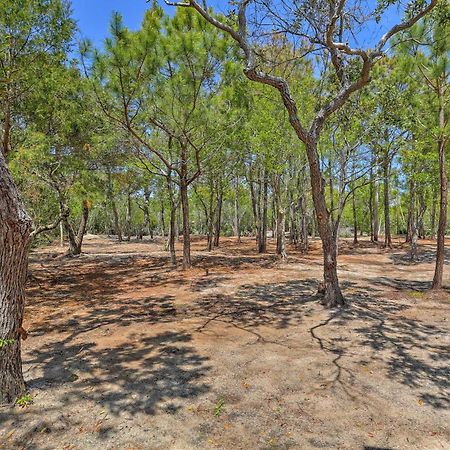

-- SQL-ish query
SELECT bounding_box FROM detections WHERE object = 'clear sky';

[71,0,401,49]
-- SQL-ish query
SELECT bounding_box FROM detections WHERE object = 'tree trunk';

[180,181,191,269]
[259,168,268,253]
[373,160,379,242]
[432,94,447,289]
[166,176,177,266]
[233,176,241,243]
[0,151,32,404]
[274,174,287,258]
[249,173,261,250]
[383,155,392,248]
[59,220,64,247]
[306,141,344,307]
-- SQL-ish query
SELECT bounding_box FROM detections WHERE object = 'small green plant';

[214,396,225,417]
[16,393,33,408]
[0,339,16,349]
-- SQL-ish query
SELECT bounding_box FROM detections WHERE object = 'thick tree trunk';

[0,151,32,404]
[306,141,344,307]
[432,122,447,289]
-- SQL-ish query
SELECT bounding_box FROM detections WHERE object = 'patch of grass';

[409,291,425,298]
[16,393,33,408]
[214,395,225,417]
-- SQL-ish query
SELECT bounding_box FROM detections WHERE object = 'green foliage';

[16,393,33,408]
[214,395,225,417]
[0,339,15,349]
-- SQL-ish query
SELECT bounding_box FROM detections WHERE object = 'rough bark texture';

[432,107,447,289]
[64,200,90,256]
[0,151,32,404]
[306,141,345,307]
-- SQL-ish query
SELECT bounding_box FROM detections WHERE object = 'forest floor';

[0,235,449,450]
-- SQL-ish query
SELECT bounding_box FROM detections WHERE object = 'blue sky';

[71,0,224,45]
[71,0,401,49]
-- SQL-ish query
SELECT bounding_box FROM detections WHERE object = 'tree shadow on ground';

[312,291,450,409]
[389,246,450,266]
[192,279,320,337]
[26,330,210,418]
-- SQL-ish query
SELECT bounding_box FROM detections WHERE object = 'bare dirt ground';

[0,235,449,450]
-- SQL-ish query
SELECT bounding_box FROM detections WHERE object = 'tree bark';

[166,175,177,266]
[306,141,344,307]
[383,154,392,248]
[373,159,379,242]
[0,150,32,404]
[432,93,447,289]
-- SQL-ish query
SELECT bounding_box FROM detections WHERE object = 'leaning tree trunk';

[432,103,447,290]
[306,141,345,307]
[0,151,32,404]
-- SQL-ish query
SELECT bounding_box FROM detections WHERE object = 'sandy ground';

[0,235,449,450]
